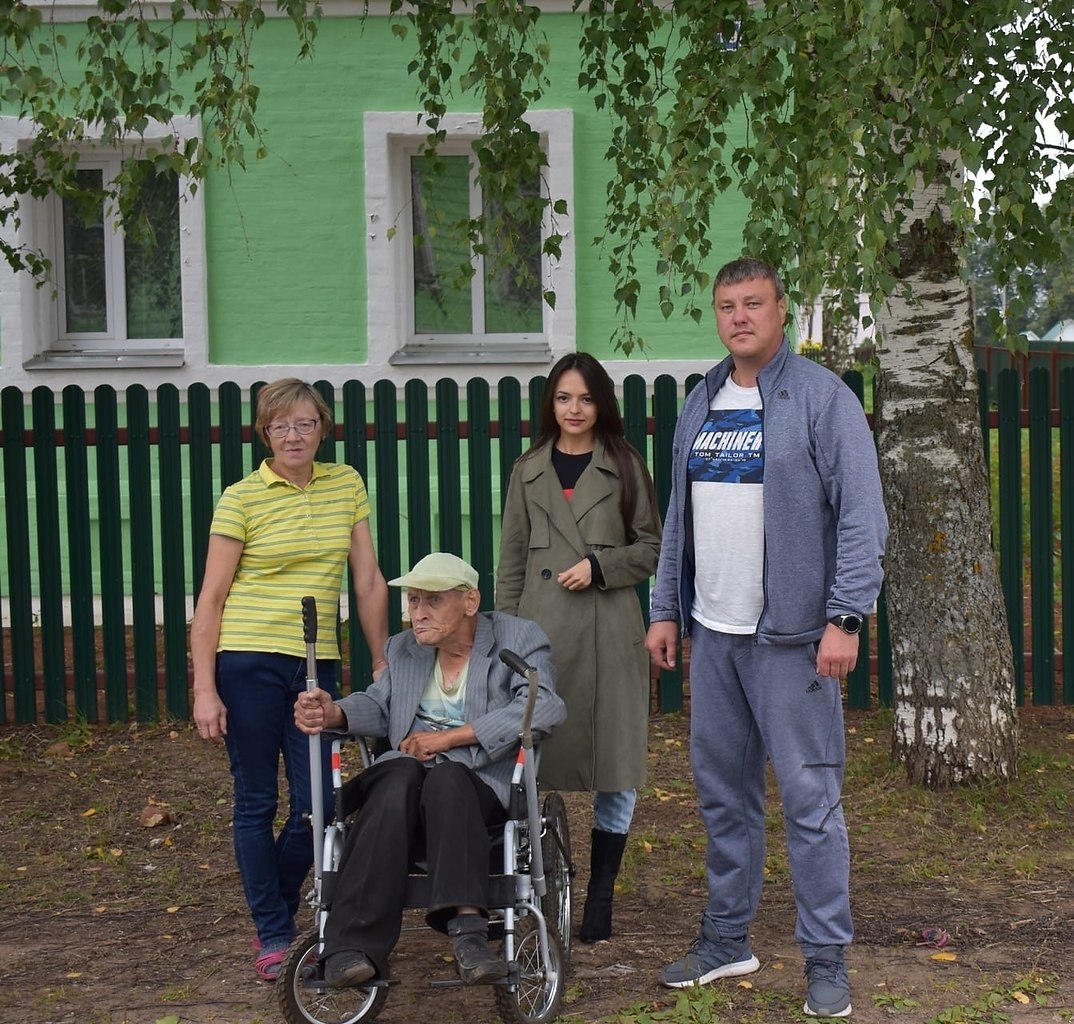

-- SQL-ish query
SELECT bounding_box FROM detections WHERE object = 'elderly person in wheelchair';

[294,551,566,991]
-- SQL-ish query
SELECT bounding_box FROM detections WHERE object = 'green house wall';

[205,12,748,367]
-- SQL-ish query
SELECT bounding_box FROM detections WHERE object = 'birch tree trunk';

[874,174,1019,787]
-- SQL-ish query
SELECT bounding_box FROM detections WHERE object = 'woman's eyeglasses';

[265,418,320,439]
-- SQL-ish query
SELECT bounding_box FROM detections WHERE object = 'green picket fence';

[0,368,1066,725]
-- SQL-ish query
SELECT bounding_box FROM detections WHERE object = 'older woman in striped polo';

[191,378,389,981]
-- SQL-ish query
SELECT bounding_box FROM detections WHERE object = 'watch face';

[841,614,862,634]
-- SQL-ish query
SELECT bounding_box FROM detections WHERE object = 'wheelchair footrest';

[300,976,399,994]
[429,974,515,989]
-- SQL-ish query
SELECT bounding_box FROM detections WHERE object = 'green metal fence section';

[0,369,1067,724]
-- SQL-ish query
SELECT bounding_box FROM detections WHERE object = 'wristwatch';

[829,613,863,635]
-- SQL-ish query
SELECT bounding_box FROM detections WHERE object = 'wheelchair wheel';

[277,928,388,1024]
[494,915,566,1024]
[540,792,572,969]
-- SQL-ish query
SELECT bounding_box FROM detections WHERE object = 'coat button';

[540,568,552,580]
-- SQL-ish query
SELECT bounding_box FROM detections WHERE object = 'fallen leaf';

[156,1015,181,1024]
[770,961,784,971]
[930,951,957,962]
[737,980,753,989]
[95,906,107,913]
[642,840,653,854]
[46,741,72,758]
[1012,991,1030,1005]
[166,906,180,914]
[65,972,82,979]
[139,806,172,828]
[82,808,96,818]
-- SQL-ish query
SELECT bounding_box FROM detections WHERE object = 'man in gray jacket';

[295,552,565,990]
[646,258,888,1018]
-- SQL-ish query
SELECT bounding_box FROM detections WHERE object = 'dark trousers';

[324,756,507,973]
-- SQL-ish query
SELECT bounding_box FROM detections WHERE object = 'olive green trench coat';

[495,440,662,792]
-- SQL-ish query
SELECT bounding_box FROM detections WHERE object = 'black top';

[551,446,592,491]
[550,446,605,588]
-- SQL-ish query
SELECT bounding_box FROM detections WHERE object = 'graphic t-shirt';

[689,377,765,633]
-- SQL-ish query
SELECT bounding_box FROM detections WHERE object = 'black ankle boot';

[579,828,628,943]
[447,913,508,985]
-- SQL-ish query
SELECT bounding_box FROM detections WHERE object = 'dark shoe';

[660,926,759,989]
[803,945,851,1017]
[578,828,628,943]
[324,951,376,988]
[448,913,509,985]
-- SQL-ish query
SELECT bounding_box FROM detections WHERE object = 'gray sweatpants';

[688,622,852,951]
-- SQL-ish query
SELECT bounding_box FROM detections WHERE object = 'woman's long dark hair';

[525,353,658,531]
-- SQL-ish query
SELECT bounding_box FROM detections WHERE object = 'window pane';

[61,168,107,334]
[483,177,543,334]
[125,167,182,340]
[411,155,473,334]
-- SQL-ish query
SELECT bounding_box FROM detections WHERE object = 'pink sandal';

[254,948,287,981]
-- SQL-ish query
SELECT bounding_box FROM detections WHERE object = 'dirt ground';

[1,704,1073,1024]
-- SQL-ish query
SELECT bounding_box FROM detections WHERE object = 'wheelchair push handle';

[301,595,318,646]
[498,649,532,678]
[499,648,540,751]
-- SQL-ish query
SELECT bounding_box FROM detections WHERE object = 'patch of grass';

[874,990,922,1012]
[744,987,799,1018]
[926,971,1057,1023]
[56,714,94,749]
[635,825,705,888]
[845,708,1074,893]
[597,986,735,1022]
[562,981,586,1006]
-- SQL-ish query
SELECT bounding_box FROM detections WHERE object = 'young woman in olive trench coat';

[496,353,662,943]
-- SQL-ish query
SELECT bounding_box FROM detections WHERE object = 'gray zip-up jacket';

[649,339,888,644]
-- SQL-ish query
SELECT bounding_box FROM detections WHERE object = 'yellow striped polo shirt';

[211,460,372,660]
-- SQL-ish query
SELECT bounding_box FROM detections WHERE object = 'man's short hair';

[712,258,785,303]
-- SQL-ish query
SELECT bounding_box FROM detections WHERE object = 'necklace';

[435,657,468,695]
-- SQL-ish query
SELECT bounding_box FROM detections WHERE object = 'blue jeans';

[593,789,637,834]
[217,651,338,951]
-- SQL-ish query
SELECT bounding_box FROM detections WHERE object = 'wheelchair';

[277,639,574,1024]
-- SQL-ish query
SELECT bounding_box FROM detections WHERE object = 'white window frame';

[0,115,207,369]
[364,110,575,367]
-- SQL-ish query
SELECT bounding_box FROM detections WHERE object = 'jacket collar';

[518,440,617,556]
[705,337,791,401]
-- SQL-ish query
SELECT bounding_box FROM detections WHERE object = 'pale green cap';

[388,552,479,592]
